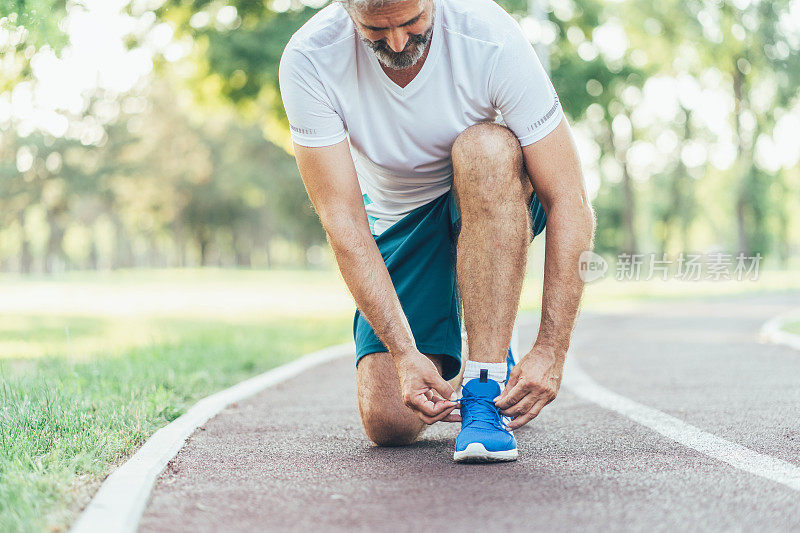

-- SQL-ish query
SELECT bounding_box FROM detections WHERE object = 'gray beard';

[360,10,434,70]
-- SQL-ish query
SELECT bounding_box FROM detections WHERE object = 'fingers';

[424,389,447,403]
[415,403,459,425]
[494,380,528,410]
[402,368,459,425]
[408,390,456,420]
[428,404,459,424]
[495,369,519,405]
[428,373,457,402]
[411,394,444,417]
[498,393,536,419]
[507,398,548,430]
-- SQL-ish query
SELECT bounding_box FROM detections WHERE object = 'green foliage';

[156,0,319,133]
[203,7,317,104]
[0,0,68,50]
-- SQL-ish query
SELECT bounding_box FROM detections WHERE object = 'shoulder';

[440,0,522,48]
[283,2,355,56]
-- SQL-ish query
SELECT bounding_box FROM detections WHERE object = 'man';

[278,0,594,462]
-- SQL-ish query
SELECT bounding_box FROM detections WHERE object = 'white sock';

[462,360,508,393]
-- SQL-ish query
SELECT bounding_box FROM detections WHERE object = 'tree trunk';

[668,107,695,254]
[199,229,210,266]
[620,162,637,255]
[736,194,749,254]
[112,216,134,269]
[608,121,637,254]
[89,241,99,270]
[173,224,187,268]
[732,63,750,255]
[19,211,32,274]
[45,209,65,273]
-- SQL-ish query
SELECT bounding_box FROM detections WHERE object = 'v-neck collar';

[361,0,443,98]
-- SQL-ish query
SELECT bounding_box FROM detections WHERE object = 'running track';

[139,291,800,531]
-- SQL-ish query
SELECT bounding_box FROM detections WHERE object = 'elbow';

[547,194,595,248]
[578,189,595,225]
[571,191,596,250]
[322,213,373,253]
[584,202,597,250]
[572,188,596,247]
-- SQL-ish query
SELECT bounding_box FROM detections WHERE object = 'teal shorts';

[353,188,547,380]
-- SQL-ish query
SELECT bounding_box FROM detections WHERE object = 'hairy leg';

[451,122,533,364]
[357,352,445,446]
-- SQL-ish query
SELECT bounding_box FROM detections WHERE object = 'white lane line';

[71,342,355,533]
[759,310,800,351]
[563,354,800,492]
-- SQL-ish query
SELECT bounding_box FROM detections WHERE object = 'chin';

[378,51,423,70]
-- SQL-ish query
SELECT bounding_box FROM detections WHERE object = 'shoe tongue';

[463,377,501,399]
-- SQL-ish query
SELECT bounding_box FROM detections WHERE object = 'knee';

[360,408,425,447]
[452,122,521,163]
[451,122,526,204]
[355,352,432,446]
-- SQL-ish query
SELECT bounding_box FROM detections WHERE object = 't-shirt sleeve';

[488,20,563,147]
[278,44,348,148]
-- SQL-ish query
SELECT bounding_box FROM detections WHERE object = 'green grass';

[783,321,800,335]
[0,312,351,532]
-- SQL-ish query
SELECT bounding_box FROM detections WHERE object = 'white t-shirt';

[279,0,563,235]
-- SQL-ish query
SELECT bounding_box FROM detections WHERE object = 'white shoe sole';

[453,442,518,463]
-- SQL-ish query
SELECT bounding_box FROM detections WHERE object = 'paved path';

[140,292,800,532]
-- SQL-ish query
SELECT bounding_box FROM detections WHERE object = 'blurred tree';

[627,0,800,257]
[0,76,325,272]
[546,0,645,255]
[2,0,799,273]
[109,78,325,268]
[0,0,68,50]
[154,0,319,151]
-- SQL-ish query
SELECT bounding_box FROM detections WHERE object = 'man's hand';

[395,352,459,425]
[494,344,564,429]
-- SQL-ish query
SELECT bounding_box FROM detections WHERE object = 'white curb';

[759,310,800,351]
[70,342,355,533]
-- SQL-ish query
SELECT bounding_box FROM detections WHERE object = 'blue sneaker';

[453,368,518,463]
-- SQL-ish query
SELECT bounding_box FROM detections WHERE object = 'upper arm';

[278,44,348,148]
[489,18,563,148]
[292,139,371,234]
[279,43,368,233]
[521,118,590,214]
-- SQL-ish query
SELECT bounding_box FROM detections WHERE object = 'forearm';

[326,219,417,359]
[535,198,595,359]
